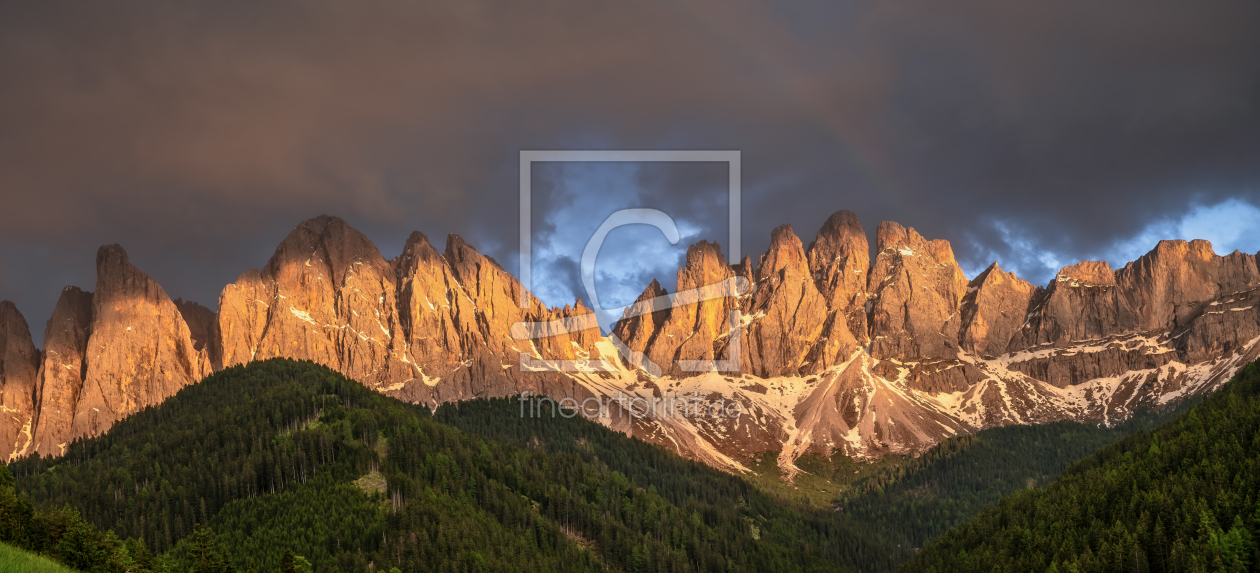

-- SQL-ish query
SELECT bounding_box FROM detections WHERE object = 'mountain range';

[2,212,1258,475]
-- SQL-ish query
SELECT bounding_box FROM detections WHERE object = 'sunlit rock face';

[69,246,213,442]
[4,213,1259,478]
[958,263,1041,358]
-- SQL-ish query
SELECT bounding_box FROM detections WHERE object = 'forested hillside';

[4,357,1216,572]
[7,359,896,572]
[1,462,156,573]
[830,406,1188,556]
[434,398,902,570]
[430,390,1188,570]
[902,358,1260,572]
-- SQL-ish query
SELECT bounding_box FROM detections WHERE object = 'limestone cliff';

[4,213,1259,477]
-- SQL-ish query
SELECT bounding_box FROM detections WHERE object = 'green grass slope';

[0,542,80,573]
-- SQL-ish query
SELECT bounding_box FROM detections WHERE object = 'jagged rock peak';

[685,239,728,263]
[621,278,668,318]
[973,262,1028,285]
[866,220,970,369]
[733,254,755,286]
[873,221,952,266]
[637,278,667,300]
[1056,261,1115,286]
[442,232,541,316]
[959,262,1040,357]
[444,233,505,271]
[0,301,40,462]
[678,240,733,290]
[62,242,210,443]
[395,231,448,274]
[28,286,94,458]
[611,278,671,353]
[874,220,915,252]
[403,231,440,256]
[1155,238,1215,259]
[0,301,39,386]
[973,261,1001,280]
[803,211,869,352]
[0,301,35,346]
[96,244,170,303]
[756,224,808,282]
[263,215,389,284]
[818,209,864,241]
[1114,237,1260,331]
[807,210,866,269]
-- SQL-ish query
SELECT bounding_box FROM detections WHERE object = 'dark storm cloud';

[1,0,1259,330]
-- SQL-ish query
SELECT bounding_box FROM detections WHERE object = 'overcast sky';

[1,0,1258,336]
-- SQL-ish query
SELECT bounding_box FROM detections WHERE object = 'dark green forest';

[902,360,1260,573]
[6,359,887,572]
[830,405,1189,555]
[433,393,1182,568]
[432,397,902,570]
[1,462,157,573]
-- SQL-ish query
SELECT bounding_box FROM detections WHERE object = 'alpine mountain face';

[4,212,1259,476]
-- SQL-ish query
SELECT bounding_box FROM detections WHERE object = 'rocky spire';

[28,286,92,457]
[5,212,1260,474]
[612,241,738,376]
[0,302,40,460]
[957,263,1041,357]
[803,210,871,370]
[867,221,968,362]
[611,278,671,355]
[68,245,209,441]
[739,225,829,377]
[807,209,869,317]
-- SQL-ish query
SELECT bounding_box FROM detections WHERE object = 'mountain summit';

[3,213,1258,474]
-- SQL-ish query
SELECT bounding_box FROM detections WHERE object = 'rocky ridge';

[3,213,1258,477]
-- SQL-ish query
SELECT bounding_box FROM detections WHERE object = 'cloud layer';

[1,0,1258,330]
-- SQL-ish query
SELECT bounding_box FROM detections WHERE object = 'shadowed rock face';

[4,212,1259,476]
[175,298,220,371]
[29,287,92,457]
[611,278,671,356]
[0,302,40,461]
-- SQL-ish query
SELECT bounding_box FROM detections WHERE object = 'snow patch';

[290,307,317,325]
